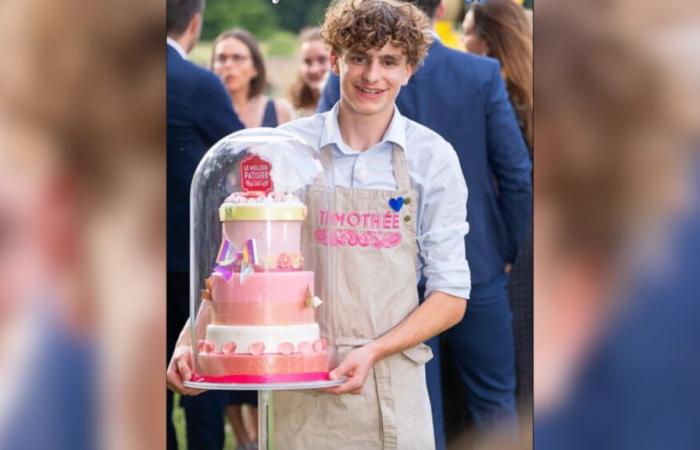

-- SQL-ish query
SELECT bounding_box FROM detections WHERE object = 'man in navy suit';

[167,0,243,448]
[319,0,531,446]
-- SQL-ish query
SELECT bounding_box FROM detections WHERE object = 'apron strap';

[336,337,399,449]
[375,361,398,449]
[313,144,411,192]
[390,144,412,192]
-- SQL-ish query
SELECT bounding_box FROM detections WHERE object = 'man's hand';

[321,344,380,395]
[166,345,206,396]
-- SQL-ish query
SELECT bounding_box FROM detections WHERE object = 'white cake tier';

[206,323,320,354]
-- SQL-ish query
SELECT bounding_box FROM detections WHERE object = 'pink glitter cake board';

[184,378,345,391]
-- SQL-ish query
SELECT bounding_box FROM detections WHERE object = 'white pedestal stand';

[184,379,343,449]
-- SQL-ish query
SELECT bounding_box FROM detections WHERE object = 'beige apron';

[273,144,435,450]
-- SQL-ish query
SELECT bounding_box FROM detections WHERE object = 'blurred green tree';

[202,0,329,40]
[202,0,280,40]
[271,0,328,31]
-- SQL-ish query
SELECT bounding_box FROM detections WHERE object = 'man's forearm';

[370,291,466,362]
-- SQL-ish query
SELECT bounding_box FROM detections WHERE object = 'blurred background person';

[0,115,97,450]
[287,27,331,118]
[0,0,164,448]
[211,28,292,128]
[462,0,533,150]
[534,0,700,448]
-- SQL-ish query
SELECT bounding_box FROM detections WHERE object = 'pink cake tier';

[196,352,329,382]
[209,271,315,325]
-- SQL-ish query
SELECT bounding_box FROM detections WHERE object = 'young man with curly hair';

[320,1,533,445]
[275,0,470,448]
[168,1,470,448]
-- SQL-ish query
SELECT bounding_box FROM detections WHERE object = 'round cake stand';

[183,379,344,450]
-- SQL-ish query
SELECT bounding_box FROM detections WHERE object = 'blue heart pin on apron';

[389,197,404,212]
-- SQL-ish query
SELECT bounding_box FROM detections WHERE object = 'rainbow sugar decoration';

[213,264,233,282]
[213,239,258,283]
[216,239,237,266]
[239,238,258,284]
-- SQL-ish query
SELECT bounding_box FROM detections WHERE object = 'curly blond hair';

[321,0,432,67]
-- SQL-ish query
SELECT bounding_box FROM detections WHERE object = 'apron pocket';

[400,343,433,366]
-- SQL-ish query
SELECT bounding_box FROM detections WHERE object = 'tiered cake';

[196,191,329,383]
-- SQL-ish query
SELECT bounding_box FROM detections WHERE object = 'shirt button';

[355,169,367,182]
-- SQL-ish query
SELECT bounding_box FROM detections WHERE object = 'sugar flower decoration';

[277,252,292,270]
[304,286,323,308]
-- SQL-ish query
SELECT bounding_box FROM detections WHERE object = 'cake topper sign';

[240,154,273,194]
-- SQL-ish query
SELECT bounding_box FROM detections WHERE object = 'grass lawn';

[189,41,214,68]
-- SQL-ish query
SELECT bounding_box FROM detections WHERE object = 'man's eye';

[350,55,365,63]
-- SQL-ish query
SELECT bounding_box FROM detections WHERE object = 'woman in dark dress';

[211,28,291,129]
[209,28,292,450]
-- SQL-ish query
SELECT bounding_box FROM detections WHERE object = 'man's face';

[332,43,413,120]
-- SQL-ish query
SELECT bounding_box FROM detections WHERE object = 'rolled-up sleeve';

[417,145,471,300]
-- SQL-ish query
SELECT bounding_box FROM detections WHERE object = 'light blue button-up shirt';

[280,102,471,299]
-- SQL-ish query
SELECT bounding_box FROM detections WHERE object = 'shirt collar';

[167,37,188,60]
[320,102,407,154]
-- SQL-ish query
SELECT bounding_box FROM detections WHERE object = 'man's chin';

[340,98,391,118]
[359,103,392,117]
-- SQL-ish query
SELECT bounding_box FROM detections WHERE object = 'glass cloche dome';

[187,127,333,385]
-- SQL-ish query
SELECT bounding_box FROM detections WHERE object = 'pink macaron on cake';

[193,154,328,383]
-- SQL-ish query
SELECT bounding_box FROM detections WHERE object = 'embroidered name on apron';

[313,208,402,249]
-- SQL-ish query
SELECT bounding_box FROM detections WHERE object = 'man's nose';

[361,60,381,83]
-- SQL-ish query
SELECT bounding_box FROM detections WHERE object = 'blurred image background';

[533,0,700,448]
[1,0,700,449]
